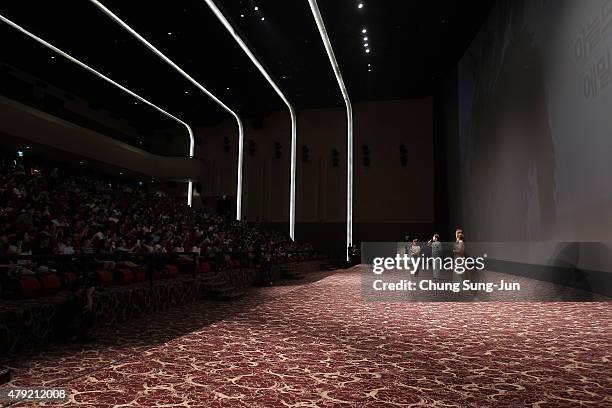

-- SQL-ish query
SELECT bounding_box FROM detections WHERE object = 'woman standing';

[453,228,465,283]
[409,239,421,275]
[428,234,442,280]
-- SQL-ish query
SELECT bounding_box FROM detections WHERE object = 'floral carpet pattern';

[3,266,612,408]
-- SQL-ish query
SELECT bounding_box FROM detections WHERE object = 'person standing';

[453,228,465,283]
[409,239,421,275]
[428,234,442,280]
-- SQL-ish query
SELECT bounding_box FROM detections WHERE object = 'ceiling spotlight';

[167,32,172,36]
[368,69,371,72]
[365,48,370,53]
[261,16,265,21]
[362,28,367,33]
[368,63,371,66]
[364,43,368,47]
[254,6,259,10]
[50,56,55,59]
[363,37,368,41]
[184,90,189,94]
[240,14,244,18]
[357,3,363,9]
[226,87,230,90]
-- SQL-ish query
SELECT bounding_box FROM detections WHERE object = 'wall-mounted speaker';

[223,136,230,153]
[274,142,282,159]
[301,145,310,163]
[331,148,340,167]
[362,145,371,167]
[399,144,407,167]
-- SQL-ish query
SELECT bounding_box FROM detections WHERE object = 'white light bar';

[0,13,197,206]
[306,0,354,261]
[89,0,245,221]
[202,0,298,240]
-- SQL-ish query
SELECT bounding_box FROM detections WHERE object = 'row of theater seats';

[2,255,319,300]
[2,264,179,300]
[0,259,248,300]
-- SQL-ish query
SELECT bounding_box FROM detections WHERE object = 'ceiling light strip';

[0,13,197,206]
[89,0,245,221]
[306,0,354,261]
[202,0,298,240]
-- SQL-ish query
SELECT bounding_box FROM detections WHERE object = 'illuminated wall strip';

[0,13,196,206]
[306,0,354,260]
[202,0,297,240]
[89,0,245,220]
[187,181,193,206]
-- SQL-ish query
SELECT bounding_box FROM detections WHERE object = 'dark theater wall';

[444,0,612,282]
[196,99,434,255]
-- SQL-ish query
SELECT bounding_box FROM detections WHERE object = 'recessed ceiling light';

[368,63,371,66]
[364,43,368,47]
[240,14,244,18]
[357,3,363,9]
[167,32,172,36]
[226,87,230,90]
[362,28,367,33]
[261,16,265,21]
[184,90,189,94]
[254,6,259,10]
[368,69,371,72]
[363,37,368,41]
[365,49,370,53]
[50,56,55,59]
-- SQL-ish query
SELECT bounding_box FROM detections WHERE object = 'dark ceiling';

[0,0,492,138]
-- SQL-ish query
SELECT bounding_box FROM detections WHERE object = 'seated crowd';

[0,156,315,297]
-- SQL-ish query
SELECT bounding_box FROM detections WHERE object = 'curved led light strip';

[306,0,354,261]
[0,13,196,207]
[201,1,298,240]
[89,0,245,220]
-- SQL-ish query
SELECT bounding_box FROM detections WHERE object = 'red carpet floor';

[3,267,612,408]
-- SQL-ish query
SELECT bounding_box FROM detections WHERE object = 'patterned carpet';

[3,266,612,408]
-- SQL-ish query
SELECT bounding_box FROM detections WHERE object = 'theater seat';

[113,268,135,285]
[134,269,146,282]
[166,265,179,278]
[19,276,41,299]
[39,274,61,295]
[151,269,162,281]
[96,270,113,287]
[62,272,77,288]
